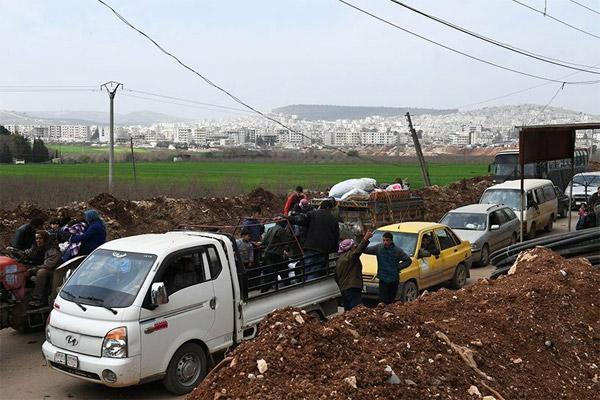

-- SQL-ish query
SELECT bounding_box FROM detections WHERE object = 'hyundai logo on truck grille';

[65,335,78,346]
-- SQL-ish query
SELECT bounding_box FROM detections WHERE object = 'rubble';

[190,248,599,400]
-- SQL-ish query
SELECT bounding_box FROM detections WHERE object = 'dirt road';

[0,214,576,400]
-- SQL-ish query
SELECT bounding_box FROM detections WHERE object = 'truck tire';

[399,281,418,302]
[544,216,554,232]
[479,244,490,267]
[163,343,207,395]
[528,222,537,240]
[450,263,467,289]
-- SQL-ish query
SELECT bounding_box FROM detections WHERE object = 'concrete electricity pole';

[101,81,123,194]
[406,112,432,187]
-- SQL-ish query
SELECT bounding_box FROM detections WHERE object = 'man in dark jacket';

[11,217,44,251]
[261,220,294,292]
[364,231,412,305]
[241,206,265,267]
[70,209,106,256]
[289,198,340,281]
[28,231,62,307]
[335,230,373,311]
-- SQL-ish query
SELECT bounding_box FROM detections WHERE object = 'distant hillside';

[0,110,190,126]
[272,104,457,120]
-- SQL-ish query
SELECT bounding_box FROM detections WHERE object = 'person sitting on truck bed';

[260,220,294,292]
[288,198,339,281]
[27,231,62,307]
[11,217,44,251]
[69,209,106,257]
[335,230,373,311]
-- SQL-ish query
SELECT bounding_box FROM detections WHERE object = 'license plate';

[55,352,78,368]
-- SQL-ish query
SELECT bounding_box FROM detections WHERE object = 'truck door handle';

[209,297,216,310]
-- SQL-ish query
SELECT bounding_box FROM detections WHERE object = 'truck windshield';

[572,175,600,186]
[480,189,522,210]
[61,249,157,308]
[441,213,487,231]
[369,231,418,257]
[493,154,536,178]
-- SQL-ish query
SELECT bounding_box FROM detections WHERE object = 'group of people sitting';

[6,208,107,307]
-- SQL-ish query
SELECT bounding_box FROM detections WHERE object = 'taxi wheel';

[163,343,207,395]
[399,281,418,302]
[450,263,467,289]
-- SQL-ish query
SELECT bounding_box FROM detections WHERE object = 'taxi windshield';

[369,231,418,257]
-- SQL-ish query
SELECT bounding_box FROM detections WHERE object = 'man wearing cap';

[335,230,373,311]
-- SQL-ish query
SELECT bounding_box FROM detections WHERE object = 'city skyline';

[1,0,599,119]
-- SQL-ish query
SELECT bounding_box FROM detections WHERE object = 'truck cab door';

[139,249,216,379]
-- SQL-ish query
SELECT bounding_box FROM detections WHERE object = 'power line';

[511,0,600,40]
[0,88,101,92]
[527,82,565,125]
[337,0,600,84]
[120,92,250,115]
[95,0,322,148]
[458,61,600,109]
[387,0,600,73]
[567,0,600,16]
[124,89,253,113]
[0,85,97,88]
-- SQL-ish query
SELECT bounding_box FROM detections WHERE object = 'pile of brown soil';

[414,175,494,221]
[191,248,599,400]
[0,189,286,245]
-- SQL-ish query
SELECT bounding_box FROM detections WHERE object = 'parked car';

[554,185,570,218]
[43,231,341,394]
[360,222,471,302]
[479,179,558,239]
[440,204,519,266]
[564,172,600,210]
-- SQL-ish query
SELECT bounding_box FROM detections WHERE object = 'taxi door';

[433,228,463,282]
[417,231,445,289]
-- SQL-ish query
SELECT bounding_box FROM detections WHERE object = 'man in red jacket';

[283,186,305,216]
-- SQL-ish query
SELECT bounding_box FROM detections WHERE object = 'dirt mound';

[414,175,493,221]
[0,188,286,245]
[191,248,599,400]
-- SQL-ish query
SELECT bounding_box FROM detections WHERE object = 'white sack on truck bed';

[340,188,369,201]
[329,178,376,199]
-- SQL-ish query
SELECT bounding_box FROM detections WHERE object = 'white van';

[42,231,341,394]
[479,179,558,239]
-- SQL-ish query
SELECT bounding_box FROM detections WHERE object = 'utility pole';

[405,112,432,187]
[101,81,123,194]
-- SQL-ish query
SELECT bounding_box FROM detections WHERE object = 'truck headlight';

[102,327,127,358]
[46,325,52,344]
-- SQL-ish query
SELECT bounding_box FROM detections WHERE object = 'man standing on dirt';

[288,198,339,281]
[335,230,373,311]
[283,186,305,216]
[364,232,412,305]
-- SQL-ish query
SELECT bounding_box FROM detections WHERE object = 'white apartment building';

[59,125,90,142]
[175,127,191,143]
[450,132,471,145]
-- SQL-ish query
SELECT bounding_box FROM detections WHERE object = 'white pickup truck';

[42,230,340,394]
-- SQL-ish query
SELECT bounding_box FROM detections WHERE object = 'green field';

[47,144,150,155]
[0,161,487,190]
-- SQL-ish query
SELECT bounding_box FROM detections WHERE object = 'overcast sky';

[1,0,599,119]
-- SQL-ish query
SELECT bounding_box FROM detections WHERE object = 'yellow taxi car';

[360,222,472,302]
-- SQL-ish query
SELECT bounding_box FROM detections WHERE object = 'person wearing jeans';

[364,231,412,305]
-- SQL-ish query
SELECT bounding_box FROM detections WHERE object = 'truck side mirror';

[150,282,169,306]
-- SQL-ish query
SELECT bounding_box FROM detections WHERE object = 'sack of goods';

[329,178,377,200]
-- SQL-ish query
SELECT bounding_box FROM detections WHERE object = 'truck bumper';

[42,341,141,387]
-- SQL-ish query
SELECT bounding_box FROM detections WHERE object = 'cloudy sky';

[1,0,599,118]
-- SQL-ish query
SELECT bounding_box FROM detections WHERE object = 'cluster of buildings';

[3,105,599,150]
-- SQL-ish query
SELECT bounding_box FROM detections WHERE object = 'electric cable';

[510,0,600,40]
[123,89,253,113]
[387,0,600,73]
[120,92,250,115]
[526,82,566,124]
[95,0,325,149]
[337,0,600,84]
[567,0,600,15]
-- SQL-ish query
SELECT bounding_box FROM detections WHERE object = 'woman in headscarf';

[69,209,107,256]
[334,230,372,311]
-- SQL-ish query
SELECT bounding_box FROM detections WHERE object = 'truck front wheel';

[163,342,207,395]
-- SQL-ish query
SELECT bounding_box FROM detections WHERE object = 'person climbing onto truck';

[241,205,265,268]
[363,231,412,305]
[335,230,373,311]
[69,209,106,256]
[260,219,294,292]
[283,186,305,216]
[236,229,254,269]
[288,198,339,281]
